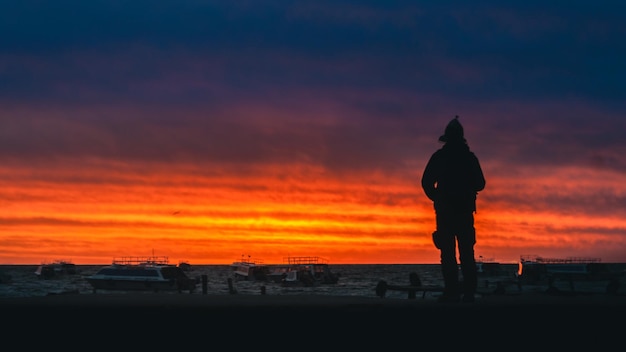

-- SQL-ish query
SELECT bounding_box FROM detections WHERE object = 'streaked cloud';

[1,1,625,264]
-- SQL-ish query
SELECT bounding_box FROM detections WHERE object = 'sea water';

[0,264,626,299]
[1,263,615,299]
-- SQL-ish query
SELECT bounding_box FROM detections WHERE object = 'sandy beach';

[4,291,624,349]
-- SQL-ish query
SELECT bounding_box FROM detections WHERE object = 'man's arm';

[473,155,486,192]
[421,155,438,202]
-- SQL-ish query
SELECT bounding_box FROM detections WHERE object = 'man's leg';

[458,213,477,302]
[437,212,460,301]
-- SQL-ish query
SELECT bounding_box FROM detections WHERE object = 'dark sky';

[2,1,625,168]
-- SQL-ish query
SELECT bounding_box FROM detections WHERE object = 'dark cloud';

[2,1,625,107]
[2,1,625,184]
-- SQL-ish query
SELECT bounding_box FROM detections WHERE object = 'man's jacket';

[421,141,486,213]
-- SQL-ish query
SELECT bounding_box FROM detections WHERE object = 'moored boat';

[475,256,506,276]
[271,256,340,287]
[231,255,269,281]
[35,260,78,279]
[265,264,293,283]
[86,256,197,293]
[178,261,192,272]
[516,254,611,283]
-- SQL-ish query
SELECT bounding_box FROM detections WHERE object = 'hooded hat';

[438,116,465,142]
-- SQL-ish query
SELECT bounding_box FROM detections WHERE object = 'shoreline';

[4,292,624,348]
[4,261,624,348]
[3,289,626,306]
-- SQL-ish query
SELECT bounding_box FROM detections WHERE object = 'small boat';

[265,264,293,283]
[270,256,339,287]
[35,260,78,279]
[231,255,269,281]
[86,256,197,293]
[475,256,504,275]
[178,261,192,272]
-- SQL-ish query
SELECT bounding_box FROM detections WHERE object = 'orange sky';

[2,154,625,265]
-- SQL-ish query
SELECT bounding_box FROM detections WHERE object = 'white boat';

[86,256,197,293]
[516,254,605,282]
[231,255,269,281]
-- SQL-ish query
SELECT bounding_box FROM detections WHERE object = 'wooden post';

[375,280,387,298]
[408,272,421,299]
[228,278,237,294]
[202,274,208,295]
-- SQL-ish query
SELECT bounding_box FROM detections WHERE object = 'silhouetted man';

[421,116,486,303]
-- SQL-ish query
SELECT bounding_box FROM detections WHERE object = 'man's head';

[439,116,465,143]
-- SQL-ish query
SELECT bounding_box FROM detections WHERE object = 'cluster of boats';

[30,253,621,295]
[231,255,340,286]
[30,254,340,294]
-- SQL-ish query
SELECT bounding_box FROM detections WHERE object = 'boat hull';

[231,261,269,281]
[86,260,197,293]
[86,277,191,292]
[232,256,340,286]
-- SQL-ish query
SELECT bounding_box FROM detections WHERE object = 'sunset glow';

[2,1,625,264]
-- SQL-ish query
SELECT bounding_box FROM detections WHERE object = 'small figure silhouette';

[421,116,486,303]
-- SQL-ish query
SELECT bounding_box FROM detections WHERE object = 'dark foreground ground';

[3,292,625,349]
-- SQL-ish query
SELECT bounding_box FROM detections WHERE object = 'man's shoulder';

[436,144,473,156]
[428,148,446,162]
